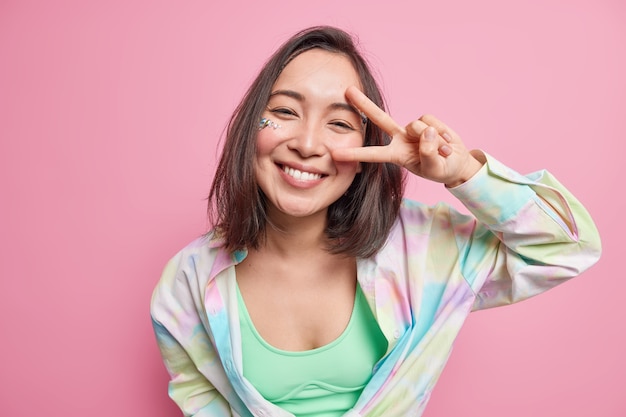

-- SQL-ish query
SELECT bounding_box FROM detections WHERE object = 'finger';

[406,120,429,140]
[345,86,404,136]
[331,145,393,164]
[420,126,446,159]
[407,121,453,157]
[407,119,453,144]
[419,114,460,142]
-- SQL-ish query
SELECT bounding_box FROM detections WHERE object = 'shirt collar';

[206,232,248,282]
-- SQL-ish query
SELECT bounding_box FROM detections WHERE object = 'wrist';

[445,153,484,188]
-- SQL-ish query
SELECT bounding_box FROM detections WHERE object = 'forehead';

[272,49,362,95]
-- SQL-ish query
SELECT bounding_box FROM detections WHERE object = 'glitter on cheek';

[259,117,281,130]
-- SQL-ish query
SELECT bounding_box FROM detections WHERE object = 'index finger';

[346,86,404,136]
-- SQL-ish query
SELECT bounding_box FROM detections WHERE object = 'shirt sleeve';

[447,152,602,310]
[151,255,233,416]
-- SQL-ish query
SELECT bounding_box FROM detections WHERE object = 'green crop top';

[236,284,388,417]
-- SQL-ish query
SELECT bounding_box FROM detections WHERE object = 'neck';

[262,207,329,256]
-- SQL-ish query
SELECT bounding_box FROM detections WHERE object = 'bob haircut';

[208,26,404,258]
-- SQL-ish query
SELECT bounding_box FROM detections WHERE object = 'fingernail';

[440,145,452,156]
[442,132,452,142]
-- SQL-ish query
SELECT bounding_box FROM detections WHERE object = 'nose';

[287,120,326,158]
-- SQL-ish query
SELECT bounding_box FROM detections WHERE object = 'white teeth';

[283,166,322,181]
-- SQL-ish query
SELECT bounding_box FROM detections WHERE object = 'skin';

[332,86,484,188]
[236,49,483,352]
[253,50,365,224]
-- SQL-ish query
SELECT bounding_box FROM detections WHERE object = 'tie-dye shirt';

[151,153,601,417]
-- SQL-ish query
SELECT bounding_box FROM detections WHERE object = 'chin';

[280,207,323,218]
[272,201,327,219]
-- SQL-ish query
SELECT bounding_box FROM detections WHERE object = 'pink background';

[1,0,624,415]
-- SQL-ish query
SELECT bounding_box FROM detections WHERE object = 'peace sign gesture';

[332,86,484,188]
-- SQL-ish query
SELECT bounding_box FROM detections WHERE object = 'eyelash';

[330,121,354,130]
[270,107,297,116]
[269,108,356,131]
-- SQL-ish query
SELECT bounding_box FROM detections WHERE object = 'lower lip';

[277,165,325,189]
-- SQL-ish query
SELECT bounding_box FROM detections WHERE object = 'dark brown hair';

[208,26,404,258]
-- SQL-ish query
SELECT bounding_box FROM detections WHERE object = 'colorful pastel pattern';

[151,153,601,417]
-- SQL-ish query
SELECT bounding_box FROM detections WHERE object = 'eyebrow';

[269,89,363,120]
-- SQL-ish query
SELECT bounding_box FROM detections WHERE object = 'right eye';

[270,107,297,117]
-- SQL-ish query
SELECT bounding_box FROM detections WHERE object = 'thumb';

[419,127,441,160]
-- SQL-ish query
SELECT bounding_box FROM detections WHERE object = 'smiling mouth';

[281,165,324,181]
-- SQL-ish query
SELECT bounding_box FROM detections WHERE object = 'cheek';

[328,134,363,173]
[327,132,364,151]
[255,124,291,155]
[255,129,279,157]
[335,160,361,175]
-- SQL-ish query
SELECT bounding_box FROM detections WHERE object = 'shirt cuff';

[447,152,536,225]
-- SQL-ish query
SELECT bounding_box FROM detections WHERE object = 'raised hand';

[332,86,484,187]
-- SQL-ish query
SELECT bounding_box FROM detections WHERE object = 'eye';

[270,107,298,117]
[329,120,356,131]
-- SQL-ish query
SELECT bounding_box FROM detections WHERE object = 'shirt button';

[393,330,401,339]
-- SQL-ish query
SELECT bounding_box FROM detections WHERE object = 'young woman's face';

[255,49,365,222]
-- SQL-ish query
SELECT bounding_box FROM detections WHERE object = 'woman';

[151,26,601,417]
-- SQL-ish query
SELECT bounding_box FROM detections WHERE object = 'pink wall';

[1,0,623,415]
